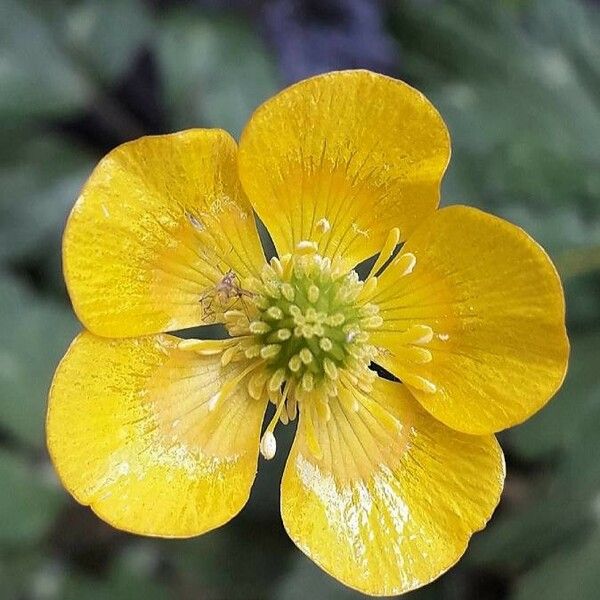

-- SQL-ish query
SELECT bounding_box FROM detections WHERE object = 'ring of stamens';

[191,230,436,462]
[222,242,383,458]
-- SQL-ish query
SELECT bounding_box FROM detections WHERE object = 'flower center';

[249,246,380,393]
[221,241,384,459]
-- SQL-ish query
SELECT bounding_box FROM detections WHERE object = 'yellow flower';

[47,70,568,596]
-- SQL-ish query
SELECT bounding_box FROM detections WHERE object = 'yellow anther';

[305,307,318,321]
[268,368,286,392]
[323,358,338,380]
[259,381,291,460]
[299,348,313,364]
[281,283,295,301]
[359,276,378,300]
[288,355,302,372]
[276,328,292,341]
[361,315,384,329]
[319,337,333,352]
[177,339,223,354]
[408,347,433,363]
[316,217,331,234]
[308,284,320,304]
[260,344,281,359]
[244,345,261,358]
[269,257,284,277]
[393,252,417,277]
[400,324,434,345]
[296,240,318,254]
[302,372,314,392]
[260,432,276,460]
[286,394,297,421]
[367,227,401,279]
[404,373,437,393]
[249,321,270,334]
[266,306,284,320]
[326,313,345,326]
[221,345,238,366]
[263,280,281,298]
[299,324,312,338]
[247,370,268,400]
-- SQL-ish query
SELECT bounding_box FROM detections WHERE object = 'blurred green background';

[1,0,599,598]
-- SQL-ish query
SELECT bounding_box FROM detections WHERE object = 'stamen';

[275,328,292,341]
[323,357,338,380]
[260,344,281,359]
[247,369,269,400]
[259,382,291,460]
[359,276,378,301]
[403,373,437,394]
[393,346,433,364]
[367,227,401,279]
[288,354,302,372]
[299,348,313,364]
[177,339,225,354]
[399,324,434,345]
[221,345,239,366]
[319,337,333,352]
[281,283,295,301]
[302,372,314,392]
[269,257,284,277]
[296,240,318,254]
[244,344,261,359]
[259,431,276,460]
[249,321,271,334]
[392,252,417,277]
[286,393,297,421]
[268,368,286,392]
[307,284,320,304]
[209,360,263,412]
[266,306,284,320]
[316,217,331,234]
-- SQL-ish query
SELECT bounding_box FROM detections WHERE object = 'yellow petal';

[47,332,267,537]
[281,378,504,596]
[64,129,265,337]
[238,70,450,267]
[371,205,569,435]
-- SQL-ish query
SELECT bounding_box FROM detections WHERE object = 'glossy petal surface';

[281,378,504,596]
[371,206,569,435]
[47,332,267,537]
[238,70,450,267]
[63,129,265,337]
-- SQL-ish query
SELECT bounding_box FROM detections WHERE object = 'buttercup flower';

[47,71,568,596]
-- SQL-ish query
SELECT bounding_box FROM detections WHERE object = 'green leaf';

[0,131,94,261]
[0,273,78,447]
[0,449,63,545]
[508,330,600,459]
[166,521,292,598]
[59,0,154,85]
[395,0,600,217]
[0,0,153,122]
[0,550,48,600]
[0,0,88,120]
[468,486,591,571]
[274,553,367,600]
[61,567,169,600]
[513,529,600,600]
[157,12,279,138]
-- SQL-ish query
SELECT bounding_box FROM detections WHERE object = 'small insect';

[200,270,254,322]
